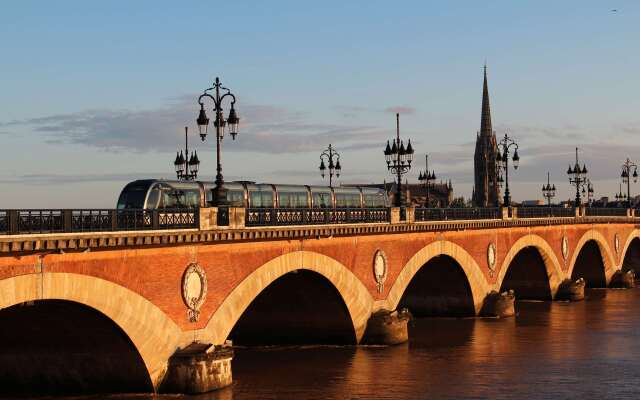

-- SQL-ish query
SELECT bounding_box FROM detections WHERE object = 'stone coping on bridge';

[1,214,638,254]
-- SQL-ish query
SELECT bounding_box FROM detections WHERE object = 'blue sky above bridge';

[1,1,639,207]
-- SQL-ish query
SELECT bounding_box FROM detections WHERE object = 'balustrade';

[245,208,390,227]
[414,207,501,221]
[2,206,638,235]
[584,207,628,217]
[516,207,575,218]
[0,209,198,235]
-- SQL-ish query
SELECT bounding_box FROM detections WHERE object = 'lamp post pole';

[582,179,594,206]
[418,154,436,207]
[496,133,520,207]
[173,127,200,181]
[542,172,556,207]
[196,77,240,206]
[384,113,414,208]
[616,183,627,206]
[620,158,638,209]
[319,144,342,188]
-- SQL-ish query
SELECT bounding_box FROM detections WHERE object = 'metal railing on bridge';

[1,206,637,235]
[414,207,501,221]
[584,207,628,217]
[0,209,198,235]
[516,207,575,218]
[245,207,390,227]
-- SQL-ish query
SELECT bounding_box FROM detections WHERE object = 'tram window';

[313,193,332,208]
[335,193,361,208]
[146,187,161,209]
[262,192,274,208]
[206,189,213,205]
[249,191,273,208]
[184,190,200,207]
[227,190,245,207]
[160,189,199,208]
[249,191,262,208]
[278,192,308,208]
[117,186,147,209]
[364,194,385,207]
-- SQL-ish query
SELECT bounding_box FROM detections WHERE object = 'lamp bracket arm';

[198,92,217,107]
[219,91,236,105]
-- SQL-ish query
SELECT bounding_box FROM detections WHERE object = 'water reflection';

[25,288,640,400]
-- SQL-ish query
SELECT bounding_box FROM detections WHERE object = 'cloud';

[2,96,388,154]
[494,123,586,142]
[0,173,160,185]
[384,106,416,115]
[616,122,640,135]
[0,171,240,185]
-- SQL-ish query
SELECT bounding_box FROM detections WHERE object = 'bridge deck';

[1,214,637,254]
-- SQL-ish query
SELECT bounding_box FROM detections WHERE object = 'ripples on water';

[17,288,640,400]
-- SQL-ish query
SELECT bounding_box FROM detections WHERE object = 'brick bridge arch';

[496,234,564,298]
[202,251,374,345]
[385,240,490,314]
[0,272,182,390]
[620,229,640,267]
[568,229,617,284]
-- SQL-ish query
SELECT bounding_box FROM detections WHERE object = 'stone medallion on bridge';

[562,236,569,261]
[181,263,208,323]
[615,234,621,255]
[373,250,388,293]
[487,242,497,276]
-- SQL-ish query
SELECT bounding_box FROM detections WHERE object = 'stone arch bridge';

[1,208,640,393]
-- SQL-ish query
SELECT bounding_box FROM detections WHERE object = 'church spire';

[480,64,492,137]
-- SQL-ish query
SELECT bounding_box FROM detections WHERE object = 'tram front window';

[117,186,148,209]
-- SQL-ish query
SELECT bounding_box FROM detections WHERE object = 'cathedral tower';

[472,66,500,207]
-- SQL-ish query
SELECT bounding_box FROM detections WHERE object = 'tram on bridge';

[116,179,389,210]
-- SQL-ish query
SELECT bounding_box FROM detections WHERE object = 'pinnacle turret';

[480,64,492,137]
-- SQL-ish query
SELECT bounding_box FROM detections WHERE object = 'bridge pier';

[555,278,585,301]
[361,309,411,345]
[609,270,635,289]
[479,290,515,318]
[161,343,233,394]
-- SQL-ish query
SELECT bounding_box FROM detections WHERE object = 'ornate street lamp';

[542,172,556,206]
[173,127,200,181]
[319,144,341,188]
[582,178,594,206]
[620,158,638,208]
[418,154,436,207]
[196,77,240,205]
[567,147,588,206]
[384,113,414,207]
[496,133,519,207]
[616,183,627,205]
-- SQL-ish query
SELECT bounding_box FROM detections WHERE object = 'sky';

[1,1,639,208]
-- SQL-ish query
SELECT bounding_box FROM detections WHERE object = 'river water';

[18,288,640,400]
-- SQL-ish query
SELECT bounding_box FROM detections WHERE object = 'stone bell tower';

[472,65,500,207]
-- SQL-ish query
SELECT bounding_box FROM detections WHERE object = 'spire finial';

[480,62,492,137]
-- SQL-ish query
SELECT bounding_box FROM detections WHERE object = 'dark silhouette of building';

[350,181,454,208]
[405,180,453,207]
[472,66,500,207]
